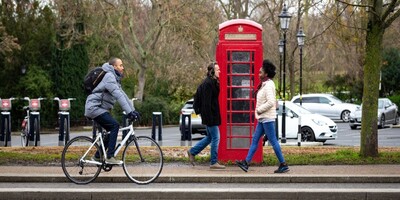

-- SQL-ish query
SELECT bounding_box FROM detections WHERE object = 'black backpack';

[83,67,106,94]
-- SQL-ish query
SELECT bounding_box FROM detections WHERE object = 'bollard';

[297,116,302,146]
[152,112,163,141]
[180,112,192,141]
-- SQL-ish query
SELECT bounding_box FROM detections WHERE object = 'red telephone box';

[216,19,263,163]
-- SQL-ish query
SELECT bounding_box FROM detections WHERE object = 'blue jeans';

[189,125,220,165]
[94,112,120,159]
[245,121,285,164]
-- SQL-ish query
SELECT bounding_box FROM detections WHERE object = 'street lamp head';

[21,65,27,74]
[297,27,306,47]
[278,4,292,31]
[278,40,284,54]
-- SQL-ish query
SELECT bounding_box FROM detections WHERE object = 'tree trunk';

[135,64,146,101]
[360,1,384,157]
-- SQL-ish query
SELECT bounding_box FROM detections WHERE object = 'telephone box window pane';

[232,76,250,86]
[227,64,231,74]
[231,100,250,110]
[227,51,231,61]
[228,138,250,148]
[232,113,250,123]
[232,64,250,74]
[232,52,250,62]
[231,126,250,136]
[232,88,250,99]
[227,76,231,86]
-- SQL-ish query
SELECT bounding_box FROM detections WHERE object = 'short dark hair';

[262,59,276,79]
[108,57,120,66]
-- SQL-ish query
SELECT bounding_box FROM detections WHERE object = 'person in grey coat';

[85,57,140,165]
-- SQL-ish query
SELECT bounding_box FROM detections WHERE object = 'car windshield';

[378,100,384,109]
[279,101,312,115]
[183,101,193,109]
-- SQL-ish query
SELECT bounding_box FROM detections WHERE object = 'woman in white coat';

[236,59,289,173]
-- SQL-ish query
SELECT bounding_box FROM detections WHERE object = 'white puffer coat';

[255,79,276,120]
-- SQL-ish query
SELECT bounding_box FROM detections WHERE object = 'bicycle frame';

[82,123,137,165]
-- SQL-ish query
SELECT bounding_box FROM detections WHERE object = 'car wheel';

[379,115,385,129]
[341,110,351,122]
[394,113,399,125]
[350,125,357,130]
[301,126,315,142]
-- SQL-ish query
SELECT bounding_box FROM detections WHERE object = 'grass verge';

[0,146,399,166]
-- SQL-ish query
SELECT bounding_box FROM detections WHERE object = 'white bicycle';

[61,120,164,184]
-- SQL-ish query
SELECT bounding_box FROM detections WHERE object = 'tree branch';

[335,0,372,8]
[384,6,400,29]
[382,0,398,21]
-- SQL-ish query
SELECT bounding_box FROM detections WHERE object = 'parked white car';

[277,101,338,143]
[349,98,399,129]
[291,93,361,122]
[179,99,206,135]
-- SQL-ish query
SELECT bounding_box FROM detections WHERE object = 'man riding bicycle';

[85,57,140,165]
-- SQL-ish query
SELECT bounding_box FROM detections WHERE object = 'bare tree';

[334,0,400,157]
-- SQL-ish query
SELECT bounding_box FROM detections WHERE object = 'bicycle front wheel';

[122,136,163,184]
[61,136,102,184]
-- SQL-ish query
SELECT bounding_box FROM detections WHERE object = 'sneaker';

[210,162,225,169]
[235,160,249,172]
[91,156,101,162]
[187,150,195,166]
[105,157,123,165]
[274,163,289,173]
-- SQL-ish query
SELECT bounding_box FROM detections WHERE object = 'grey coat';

[84,62,135,119]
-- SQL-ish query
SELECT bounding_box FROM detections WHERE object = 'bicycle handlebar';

[22,97,46,101]
[54,97,76,101]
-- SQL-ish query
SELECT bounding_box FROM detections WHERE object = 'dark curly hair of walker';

[262,59,276,79]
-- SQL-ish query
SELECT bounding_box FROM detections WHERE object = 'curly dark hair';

[262,59,276,79]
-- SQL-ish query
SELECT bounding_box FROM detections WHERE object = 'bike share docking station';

[0,98,15,147]
[22,97,45,146]
[54,97,75,146]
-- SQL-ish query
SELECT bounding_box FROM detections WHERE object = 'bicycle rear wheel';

[122,136,163,184]
[61,136,102,184]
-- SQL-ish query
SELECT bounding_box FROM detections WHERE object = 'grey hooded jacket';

[84,62,135,119]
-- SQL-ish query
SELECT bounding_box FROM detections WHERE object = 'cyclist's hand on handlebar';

[128,110,141,121]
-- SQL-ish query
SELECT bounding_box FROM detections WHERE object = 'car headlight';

[312,119,326,126]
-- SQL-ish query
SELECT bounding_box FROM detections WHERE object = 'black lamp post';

[278,4,291,143]
[297,27,306,106]
[278,40,284,97]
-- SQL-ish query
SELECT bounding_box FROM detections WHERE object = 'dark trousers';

[94,112,119,159]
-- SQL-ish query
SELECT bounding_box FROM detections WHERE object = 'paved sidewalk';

[1,164,399,183]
